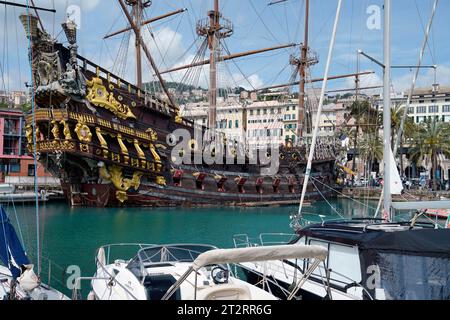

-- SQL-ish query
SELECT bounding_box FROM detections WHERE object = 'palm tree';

[347,100,379,178]
[390,104,418,175]
[409,119,450,191]
[358,132,383,177]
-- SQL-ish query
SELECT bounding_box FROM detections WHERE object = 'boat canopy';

[192,245,327,271]
[299,223,450,258]
[392,201,450,211]
[0,206,30,278]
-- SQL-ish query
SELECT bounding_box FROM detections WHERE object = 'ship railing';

[75,54,196,128]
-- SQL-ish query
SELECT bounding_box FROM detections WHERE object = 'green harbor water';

[3,199,412,297]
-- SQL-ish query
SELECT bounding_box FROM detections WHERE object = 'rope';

[310,176,378,211]
[25,0,41,276]
[310,179,345,219]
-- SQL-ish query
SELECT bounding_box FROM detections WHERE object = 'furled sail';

[389,149,403,195]
[0,206,30,278]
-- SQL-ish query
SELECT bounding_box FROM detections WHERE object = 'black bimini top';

[297,219,450,258]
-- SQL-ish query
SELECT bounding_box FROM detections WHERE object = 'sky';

[1,0,449,96]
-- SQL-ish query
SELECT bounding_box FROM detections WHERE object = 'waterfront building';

[0,108,57,188]
[391,84,450,181]
[246,100,286,147]
[394,84,450,123]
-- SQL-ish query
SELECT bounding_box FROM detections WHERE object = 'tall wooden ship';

[19,0,347,207]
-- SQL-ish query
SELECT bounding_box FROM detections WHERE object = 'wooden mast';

[117,0,178,109]
[209,0,219,133]
[104,8,187,40]
[299,0,310,137]
[135,1,143,89]
[254,71,374,92]
[159,43,297,75]
[291,0,318,140]
[196,0,233,135]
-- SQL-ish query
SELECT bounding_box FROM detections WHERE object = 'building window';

[429,105,439,113]
[257,109,261,115]
[28,164,35,176]
[235,120,239,128]
[228,120,232,129]
[270,109,275,115]
[443,105,450,113]
[9,164,20,173]
[250,110,254,116]
[278,108,282,114]
[417,106,426,114]
[407,107,414,114]
[291,114,296,120]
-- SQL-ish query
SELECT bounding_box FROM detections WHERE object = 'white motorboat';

[80,243,328,300]
[234,220,450,300]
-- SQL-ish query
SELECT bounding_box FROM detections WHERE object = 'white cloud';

[392,65,450,93]
[117,26,265,91]
[344,70,383,95]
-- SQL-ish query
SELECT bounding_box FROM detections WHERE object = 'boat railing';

[75,243,158,301]
[133,244,218,273]
[259,233,299,246]
[233,233,298,248]
[96,243,157,267]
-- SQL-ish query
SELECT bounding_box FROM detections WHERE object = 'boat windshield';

[370,252,449,300]
[127,244,217,277]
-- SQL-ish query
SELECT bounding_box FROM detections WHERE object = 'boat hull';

[62,181,336,207]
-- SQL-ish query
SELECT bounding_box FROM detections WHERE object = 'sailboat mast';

[298,0,309,139]
[209,0,219,132]
[293,0,343,228]
[383,0,392,220]
[134,0,143,89]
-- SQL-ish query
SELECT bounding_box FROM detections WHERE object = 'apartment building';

[0,108,55,186]
[395,84,450,123]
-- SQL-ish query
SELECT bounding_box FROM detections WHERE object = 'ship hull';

[62,181,335,207]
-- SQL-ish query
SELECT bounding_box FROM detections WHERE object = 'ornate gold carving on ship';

[145,128,158,142]
[156,176,167,186]
[117,134,129,164]
[175,110,183,124]
[117,134,129,155]
[95,127,109,159]
[51,121,60,140]
[25,124,33,145]
[145,128,163,172]
[75,122,92,143]
[106,165,143,203]
[60,120,72,140]
[86,76,136,120]
[134,139,146,160]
